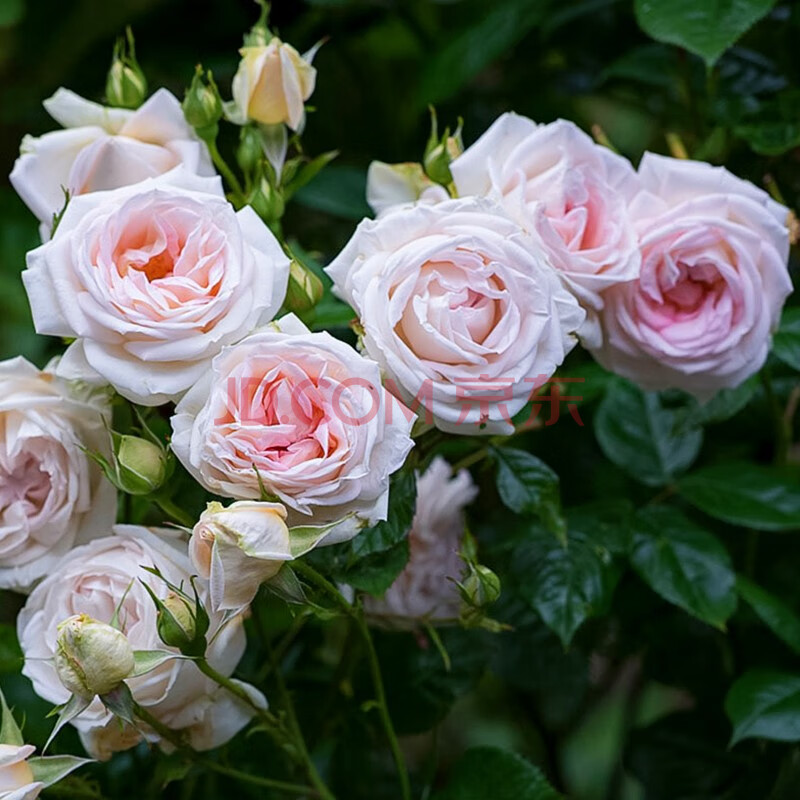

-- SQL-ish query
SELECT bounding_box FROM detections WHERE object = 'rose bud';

[237,125,263,175]
[54,615,135,699]
[229,39,317,131]
[182,66,223,140]
[105,28,147,110]
[423,112,462,186]
[284,259,324,314]
[157,592,199,653]
[247,176,285,224]
[461,564,501,608]
[190,501,293,612]
[114,435,169,495]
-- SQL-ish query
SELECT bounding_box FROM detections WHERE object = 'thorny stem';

[251,601,336,800]
[131,701,315,796]
[292,560,413,800]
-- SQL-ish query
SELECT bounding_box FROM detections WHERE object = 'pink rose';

[23,170,289,406]
[451,114,641,332]
[364,457,477,626]
[10,89,213,239]
[325,197,584,434]
[0,357,116,593]
[17,526,263,759]
[590,154,792,398]
[170,314,415,537]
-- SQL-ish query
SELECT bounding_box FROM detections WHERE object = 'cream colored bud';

[54,615,135,698]
[230,40,317,131]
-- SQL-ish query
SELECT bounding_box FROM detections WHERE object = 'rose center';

[0,454,50,515]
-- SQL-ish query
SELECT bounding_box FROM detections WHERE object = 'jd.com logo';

[217,376,586,429]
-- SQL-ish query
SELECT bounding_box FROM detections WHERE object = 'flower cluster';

[0,2,793,795]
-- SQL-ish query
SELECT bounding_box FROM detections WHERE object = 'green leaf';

[772,308,800,372]
[380,628,489,735]
[735,121,800,156]
[284,150,339,201]
[345,539,410,596]
[432,746,562,800]
[29,755,93,788]
[674,377,760,432]
[419,0,549,106]
[44,694,92,753]
[634,0,779,67]
[0,688,24,746]
[511,525,619,647]
[305,469,417,595]
[726,669,800,745]
[595,380,702,487]
[350,471,417,559]
[0,623,22,673]
[293,165,370,220]
[679,462,800,531]
[131,650,184,677]
[492,446,564,538]
[630,506,737,628]
[736,576,800,655]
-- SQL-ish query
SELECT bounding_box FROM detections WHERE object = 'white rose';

[229,40,317,131]
[0,744,42,800]
[451,113,641,335]
[171,314,415,538]
[590,154,792,398]
[17,526,264,759]
[0,357,116,593]
[22,169,290,406]
[364,457,477,626]
[325,197,585,434]
[9,88,213,239]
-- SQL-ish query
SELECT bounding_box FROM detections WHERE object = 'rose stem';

[194,656,337,800]
[131,700,315,796]
[292,560,413,800]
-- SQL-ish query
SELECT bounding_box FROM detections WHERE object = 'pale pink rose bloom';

[17,526,265,760]
[326,197,584,434]
[364,457,477,627]
[10,88,213,239]
[0,357,116,593]
[0,744,42,800]
[22,170,289,406]
[171,314,415,540]
[450,113,641,335]
[590,153,792,398]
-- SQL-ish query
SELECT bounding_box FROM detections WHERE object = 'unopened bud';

[462,565,501,608]
[237,126,263,175]
[106,28,147,109]
[284,259,323,314]
[145,578,209,657]
[182,66,223,140]
[248,176,285,223]
[55,615,134,699]
[423,108,463,187]
[115,435,168,495]
[157,592,197,651]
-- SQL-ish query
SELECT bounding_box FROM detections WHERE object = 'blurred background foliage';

[2,1,800,799]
